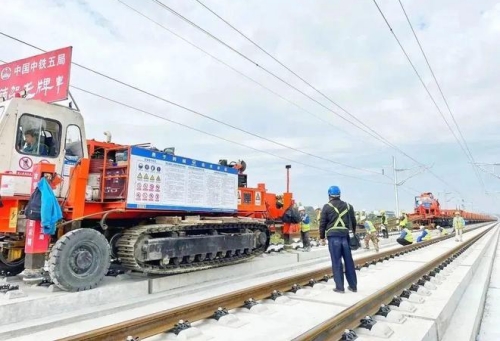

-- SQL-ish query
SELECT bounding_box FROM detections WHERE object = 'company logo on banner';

[0,46,73,103]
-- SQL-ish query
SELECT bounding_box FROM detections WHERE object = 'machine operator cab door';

[0,97,88,198]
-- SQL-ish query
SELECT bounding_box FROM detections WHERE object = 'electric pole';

[393,156,399,218]
[440,191,452,209]
[384,156,431,218]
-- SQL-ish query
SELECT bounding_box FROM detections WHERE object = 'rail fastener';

[291,225,493,341]
[56,224,490,341]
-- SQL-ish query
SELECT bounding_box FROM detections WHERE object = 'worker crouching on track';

[298,206,311,252]
[361,216,379,252]
[437,225,448,236]
[396,225,414,246]
[453,211,465,242]
[416,225,432,242]
[319,185,358,293]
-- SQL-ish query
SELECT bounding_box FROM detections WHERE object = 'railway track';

[54,223,493,341]
[294,224,494,341]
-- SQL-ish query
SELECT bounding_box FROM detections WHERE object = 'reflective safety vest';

[441,229,449,236]
[315,210,321,223]
[453,217,465,229]
[300,220,311,232]
[325,202,351,235]
[403,228,413,243]
[381,215,388,225]
[422,229,431,241]
[399,214,408,227]
[364,220,376,234]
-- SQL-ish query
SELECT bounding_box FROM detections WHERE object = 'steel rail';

[56,223,490,341]
[292,224,495,341]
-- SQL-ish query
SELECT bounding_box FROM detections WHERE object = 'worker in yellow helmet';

[314,206,321,225]
[361,216,379,252]
[380,210,389,238]
[453,211,465,242]
[399,211,408,231]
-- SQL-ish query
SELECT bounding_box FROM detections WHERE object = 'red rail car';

[408,192,496,228]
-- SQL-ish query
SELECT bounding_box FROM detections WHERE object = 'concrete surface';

[476,226,500,341]
[405,232,493,340]
[0,230,407,336]
[347,224,499,341]
[0,234,402,340]
[442,225,499,341]
[4,224,490,341]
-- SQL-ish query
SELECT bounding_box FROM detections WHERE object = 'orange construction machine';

[408,192,495,228]
[0,95,299,291]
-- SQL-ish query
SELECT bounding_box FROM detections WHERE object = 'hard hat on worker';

[298,206,305,211]
[454,211,460,215]
[420,225,425,230]
[328,185,341,197]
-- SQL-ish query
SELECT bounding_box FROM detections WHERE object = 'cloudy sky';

[2,0,500,214]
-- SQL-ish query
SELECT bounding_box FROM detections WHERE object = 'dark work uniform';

[381,214,389,238]
[319,197,357,292]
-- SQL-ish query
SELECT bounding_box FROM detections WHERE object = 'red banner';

[0,46,73,103]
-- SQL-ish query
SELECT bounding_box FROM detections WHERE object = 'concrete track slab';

[476,226,500,341]
[400,227,499,340]
[442,227,499,341]
[0,226,484,341]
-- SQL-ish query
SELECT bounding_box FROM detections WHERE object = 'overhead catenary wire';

[193,0,381,134]
[115,0,351,139]
[114,2,424,194]
[370,0,479,198]
[152,0,461,196]
[151,0,409,150]
[71,87,395,184]
[0,31,383,177]
[0,57,392,185]
[395,0,486,194]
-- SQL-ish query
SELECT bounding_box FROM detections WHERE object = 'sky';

[1,0,500,214]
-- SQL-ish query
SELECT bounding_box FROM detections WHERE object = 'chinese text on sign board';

[0,46,73,103]
[126,147,238,212]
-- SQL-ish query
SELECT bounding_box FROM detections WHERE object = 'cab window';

[65,125,84,158]
[16,114,61,158]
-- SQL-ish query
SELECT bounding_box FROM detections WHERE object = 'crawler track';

[58,223,492,341]
[116,218,269,275]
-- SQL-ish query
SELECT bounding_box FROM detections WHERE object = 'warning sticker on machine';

[255,192,261,206]
[63,158,77,177]
[126,146,238,212]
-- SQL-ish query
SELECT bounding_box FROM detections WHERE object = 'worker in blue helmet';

[319,185,358,293]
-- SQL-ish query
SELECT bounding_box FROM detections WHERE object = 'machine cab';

[0,97,88,198]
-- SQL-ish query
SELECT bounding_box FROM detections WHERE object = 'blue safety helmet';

[328,185,341,197]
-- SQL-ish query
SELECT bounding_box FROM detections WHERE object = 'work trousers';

[455,228,463,241]
[380,225,389,238]
[327,235,357,291]
[301,231,310,248]
[397,238,412,246]
[364,232,379,251]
